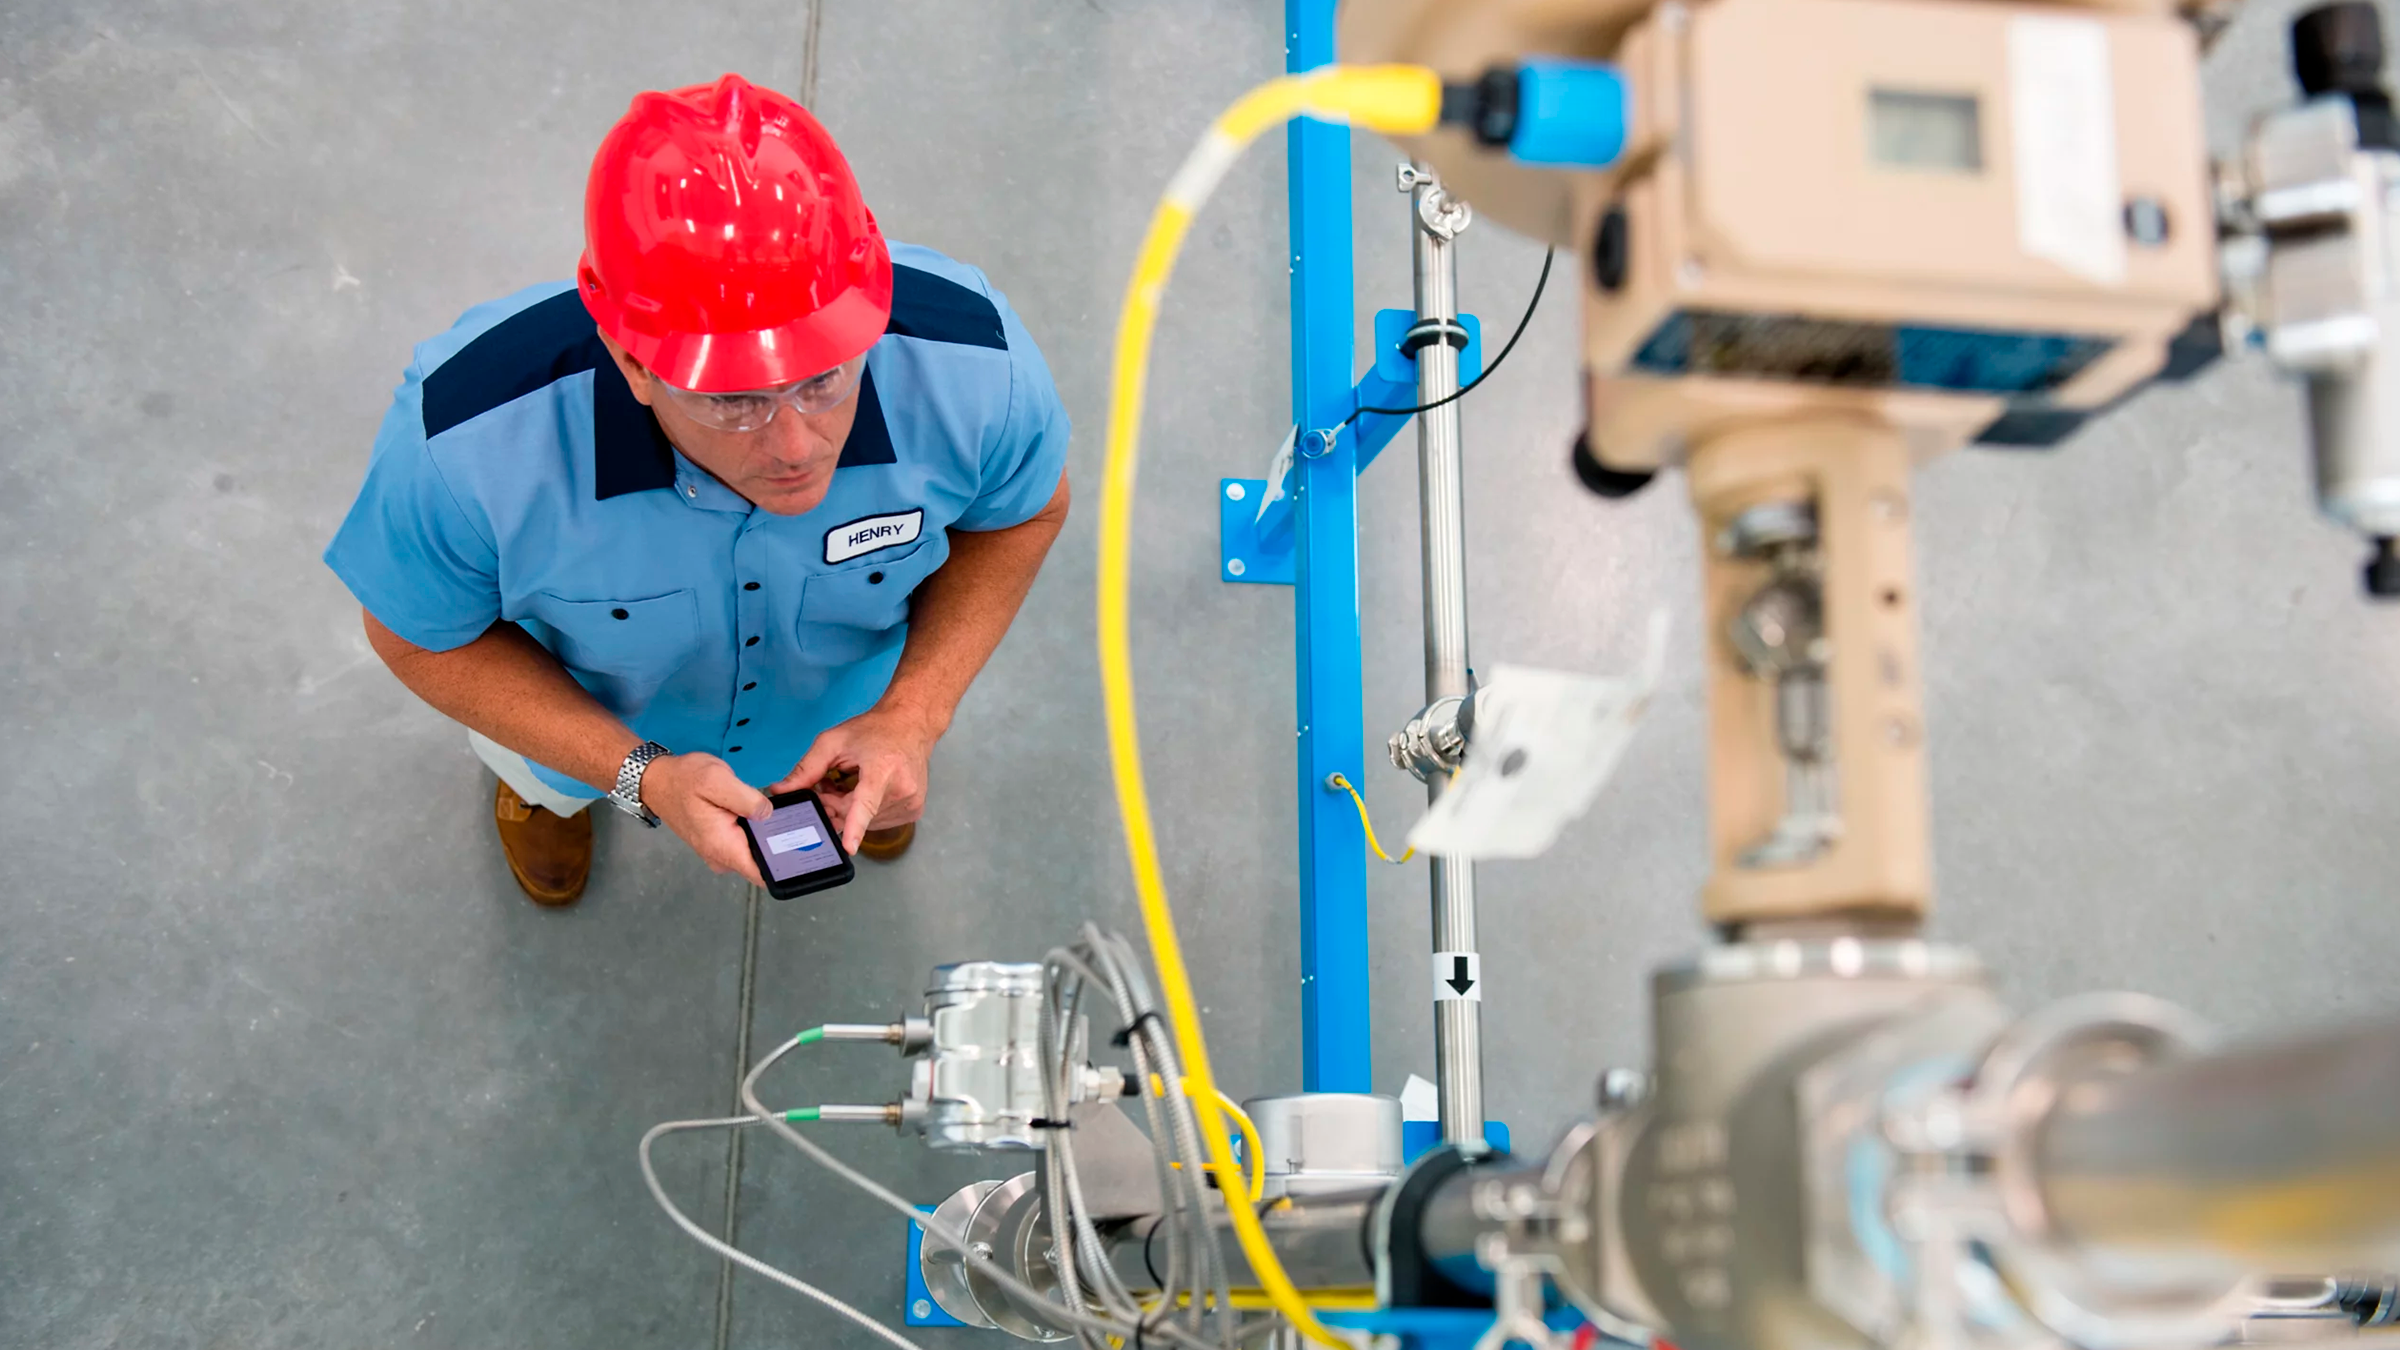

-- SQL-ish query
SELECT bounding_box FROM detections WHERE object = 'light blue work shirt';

[324,242,1070,799]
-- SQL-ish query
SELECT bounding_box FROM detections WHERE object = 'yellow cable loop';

[1325,773,1415,863]
[1098,63,1443,1349]
[1152,1074,1268,1204]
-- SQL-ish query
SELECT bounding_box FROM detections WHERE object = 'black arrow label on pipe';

[1432,950,1481,1002]
[1446,956,1475,994]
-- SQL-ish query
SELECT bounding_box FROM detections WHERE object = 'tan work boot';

[494,779,593,906]
[858,821,916,863]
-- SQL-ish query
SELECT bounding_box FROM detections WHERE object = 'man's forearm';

[362,610,640,792]
[878,476,1070,735]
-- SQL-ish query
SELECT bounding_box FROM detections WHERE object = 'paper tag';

[1405,611,1670,859]
[2010,15,2125,286]
[1433,951,1482,1002]
[1257,426,1296,523]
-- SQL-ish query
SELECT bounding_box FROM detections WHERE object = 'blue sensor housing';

[1510,59,1630,168]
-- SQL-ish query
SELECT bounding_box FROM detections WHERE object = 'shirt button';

[685,486,697,499]
[735,718,750,727]
[743,681,757,691]
[868,571,885,585]
[728,745,743,753]
[743,581,760,591]
[745,636,759,647]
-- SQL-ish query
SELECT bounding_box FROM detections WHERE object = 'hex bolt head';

[1597,1067,1651,1111]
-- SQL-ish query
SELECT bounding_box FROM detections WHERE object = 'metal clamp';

[1892,993,2240,1350]
[1389,683,1476,784]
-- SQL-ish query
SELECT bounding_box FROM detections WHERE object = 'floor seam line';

[711,883,766,1350]
[799,0,825,108]
[721,3,815,1340]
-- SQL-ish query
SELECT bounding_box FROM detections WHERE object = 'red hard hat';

[578,74,892,393]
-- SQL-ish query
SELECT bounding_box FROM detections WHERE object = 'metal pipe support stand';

[1405,161,1488,1148]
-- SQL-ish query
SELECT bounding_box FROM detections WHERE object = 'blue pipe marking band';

[1511,59,1630,168]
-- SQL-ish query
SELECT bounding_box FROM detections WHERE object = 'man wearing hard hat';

[325,75,1071,905]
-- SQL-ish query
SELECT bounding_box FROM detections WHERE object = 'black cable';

[1336,245,1555,432]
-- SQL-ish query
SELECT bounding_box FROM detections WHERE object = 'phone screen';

[748,795,845,884]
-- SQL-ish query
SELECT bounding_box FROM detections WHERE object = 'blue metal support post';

[1286,0,1372,1093]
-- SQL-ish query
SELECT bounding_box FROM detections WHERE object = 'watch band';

[609,741,671,827]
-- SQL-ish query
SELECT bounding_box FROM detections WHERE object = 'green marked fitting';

[783,1107,820,1123]
[795,1026,826,1045]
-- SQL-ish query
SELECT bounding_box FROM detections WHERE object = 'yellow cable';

[1098,63,1442,1349]
[1151,1074,1268,1204]
[1211,1090,1267,1206]
[1325,773,1415,863]
[1170,1288,1382,1312]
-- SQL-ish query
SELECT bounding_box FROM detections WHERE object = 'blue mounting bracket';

[902,1209,969,1328]
[1319,1306,1597,1350]
[1219,309,1481,588]
[1220,478,1294,584]
[1401,1119,1511,1162]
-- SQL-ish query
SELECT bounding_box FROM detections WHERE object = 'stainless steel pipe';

[1408,165,1485,1146]
[2034,1014,2400,1276]
[1104,1190,1383,1293]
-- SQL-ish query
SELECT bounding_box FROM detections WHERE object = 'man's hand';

[775,706,941,852]
[641,752,773,884]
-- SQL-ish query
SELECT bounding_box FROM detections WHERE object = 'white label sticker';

[766,825,826,855]
[824,509,925,564]
[1433,951,1481,1002]
[1406,610,1670,860]
[2010,15,2124,286]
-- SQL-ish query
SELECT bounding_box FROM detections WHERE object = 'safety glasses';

[657,356,867,432]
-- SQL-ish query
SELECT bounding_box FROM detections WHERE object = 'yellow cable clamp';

[1098,64,1441,1349]
[1326,773,1416,864]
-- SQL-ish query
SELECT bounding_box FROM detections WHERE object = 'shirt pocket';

[527,589,700,705]
[797,534,948,665]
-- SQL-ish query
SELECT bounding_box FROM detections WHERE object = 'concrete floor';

[6,1,2400,1347]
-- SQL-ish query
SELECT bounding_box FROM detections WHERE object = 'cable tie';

[1111,1009,1166,1048]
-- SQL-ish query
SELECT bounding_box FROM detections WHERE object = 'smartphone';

[739,787,857,899]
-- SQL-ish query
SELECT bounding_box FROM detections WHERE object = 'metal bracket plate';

[1220,477,1295,585]
[903,1209,971,1328]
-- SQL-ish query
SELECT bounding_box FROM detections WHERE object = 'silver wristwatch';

[609,741,671,827]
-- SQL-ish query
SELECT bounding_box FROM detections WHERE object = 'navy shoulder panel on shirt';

[416,287,676,499]
[886,264,1006,351]
[420,289,609,439]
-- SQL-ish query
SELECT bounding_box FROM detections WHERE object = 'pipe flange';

[919,1179,1003,1328]
[1532,1119,1658,1343]
[1962,993,2242,1350]
[959,1171,1069,1342]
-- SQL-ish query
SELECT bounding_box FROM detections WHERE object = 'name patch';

[824,509,925,564]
